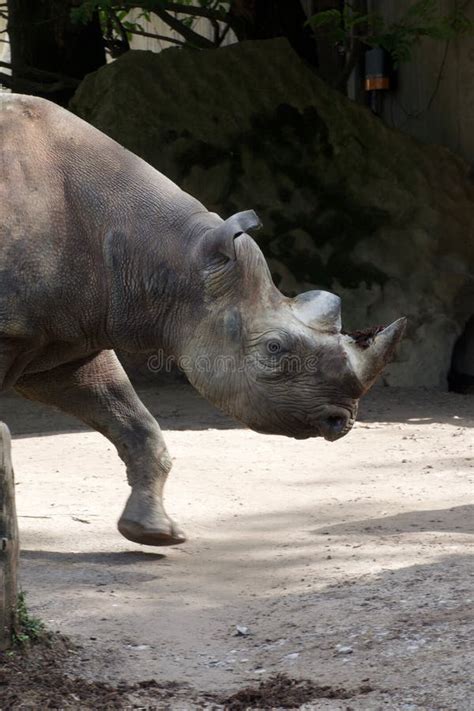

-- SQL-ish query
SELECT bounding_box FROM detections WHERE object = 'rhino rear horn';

[292,290,342,332]
[345,317,407,390]
[208,210,262,260]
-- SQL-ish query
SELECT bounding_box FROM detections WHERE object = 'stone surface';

[71,39,474,388]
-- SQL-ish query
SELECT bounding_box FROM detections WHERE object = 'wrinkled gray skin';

[0,95,405,546]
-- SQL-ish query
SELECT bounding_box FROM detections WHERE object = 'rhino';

[0,94,405,546]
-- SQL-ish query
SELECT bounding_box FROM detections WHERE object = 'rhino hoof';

[117,519,187,547]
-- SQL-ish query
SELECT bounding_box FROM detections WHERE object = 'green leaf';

[405,0,437,21]
[122,21,141,32]
[346,13,376,29]
[306,9,342,29]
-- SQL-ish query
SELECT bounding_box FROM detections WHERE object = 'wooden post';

[0,422,19,650]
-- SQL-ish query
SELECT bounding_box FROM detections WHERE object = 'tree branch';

[217,20,231,46]
[0,71,80,93]
[210,17,220,45]
[0,59,80,88]
[116,1,237,43]
[146,5,216,47]
[335,41,362,90]
[127,27,186,45]
[111,8,130,47]
[124,1,230,23]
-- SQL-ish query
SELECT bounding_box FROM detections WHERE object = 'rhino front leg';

[15,350,186,546]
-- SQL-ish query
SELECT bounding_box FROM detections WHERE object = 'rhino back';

[0,94,206,344]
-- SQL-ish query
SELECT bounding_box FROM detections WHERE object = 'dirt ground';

[0,383,473,710]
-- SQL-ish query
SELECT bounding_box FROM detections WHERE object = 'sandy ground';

[1,383,473,710]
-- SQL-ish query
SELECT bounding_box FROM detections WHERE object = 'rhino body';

[0,95,405,545]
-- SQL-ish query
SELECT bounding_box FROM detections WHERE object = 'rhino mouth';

[278,428,351,441]
[244,403,356,441]
[294,410,355,442]
[252,423,320,439]
[293,426,353,442]
[253,422,352,441]
[320,428,352,442]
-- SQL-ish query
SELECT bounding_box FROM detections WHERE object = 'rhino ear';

[207,210,262,260]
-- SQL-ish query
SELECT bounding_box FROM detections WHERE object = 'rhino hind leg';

[15,349,186,547]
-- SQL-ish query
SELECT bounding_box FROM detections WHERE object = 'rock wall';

[71,39,474,388]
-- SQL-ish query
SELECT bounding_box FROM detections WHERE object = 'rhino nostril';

[325,415,347,434]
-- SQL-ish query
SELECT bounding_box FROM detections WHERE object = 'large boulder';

[71,39,474,388]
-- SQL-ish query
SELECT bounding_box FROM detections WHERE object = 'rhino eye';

[266,339,282,355]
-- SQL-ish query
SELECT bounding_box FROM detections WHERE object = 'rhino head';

[184,210,405,441]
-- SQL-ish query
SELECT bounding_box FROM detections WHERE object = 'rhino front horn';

[344,317,407,390]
